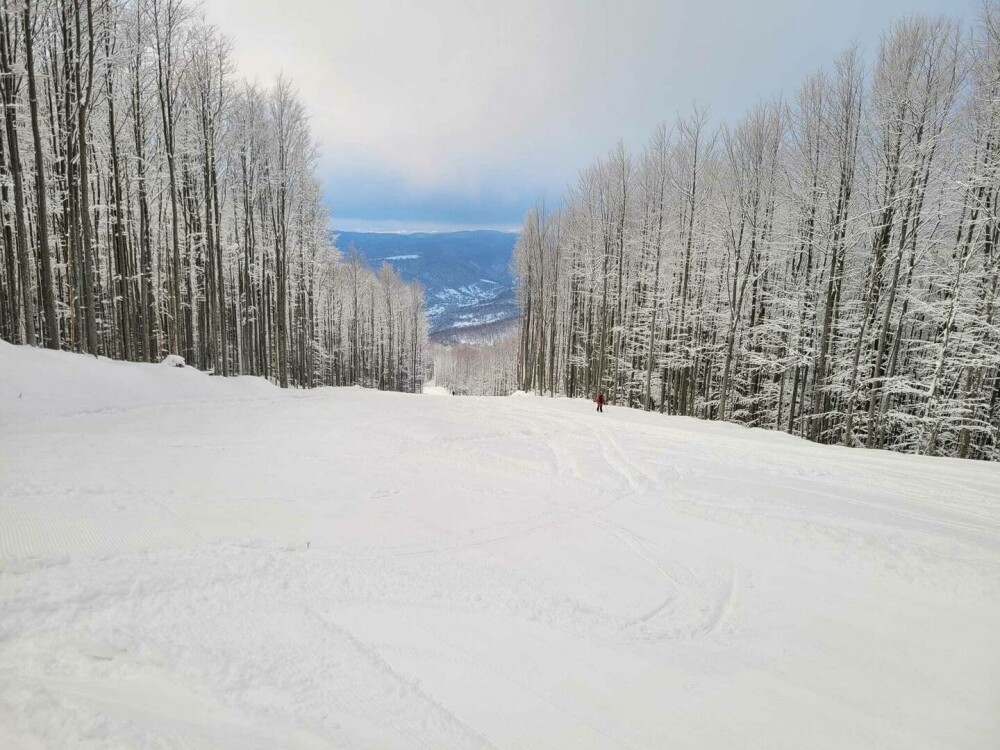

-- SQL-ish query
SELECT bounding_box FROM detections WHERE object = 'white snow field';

[1,341,999,750]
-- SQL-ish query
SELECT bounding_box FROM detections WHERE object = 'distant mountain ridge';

[333,230,519,333]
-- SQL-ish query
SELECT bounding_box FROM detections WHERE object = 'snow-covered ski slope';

[1,341,998,750]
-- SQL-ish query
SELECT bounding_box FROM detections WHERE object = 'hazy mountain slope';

[334,230,518,332]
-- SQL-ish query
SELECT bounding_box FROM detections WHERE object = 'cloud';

[202,0,981,229]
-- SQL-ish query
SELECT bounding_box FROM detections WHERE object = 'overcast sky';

[200,0,982,232]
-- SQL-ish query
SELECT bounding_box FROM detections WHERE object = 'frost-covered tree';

[512,10,1000,460]
[433,334,518,396]
[0,0,426,392]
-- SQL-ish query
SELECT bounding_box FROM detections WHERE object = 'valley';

[334,230,518,334]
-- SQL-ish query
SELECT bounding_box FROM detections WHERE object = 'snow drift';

[1,340,998,749]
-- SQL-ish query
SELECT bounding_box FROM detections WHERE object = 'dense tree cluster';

[431,335,517,396]
[327,253,428,392]
[514,11,1000,459]
[0,0,426,391]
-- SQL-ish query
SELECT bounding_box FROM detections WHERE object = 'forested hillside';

[513,11,1000,460]
[431,336,518,396]
[335,230,518,333]
[0,0,426,392]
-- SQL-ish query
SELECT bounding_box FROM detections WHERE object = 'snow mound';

[1,341,999,749]
[160,353,186,368]
[0,340,275,426]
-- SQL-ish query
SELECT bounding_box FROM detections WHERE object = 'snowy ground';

[1,341,999,749]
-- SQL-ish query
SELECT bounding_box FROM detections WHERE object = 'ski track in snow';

[1,342,999,749]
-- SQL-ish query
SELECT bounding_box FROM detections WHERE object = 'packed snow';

[1,340,998,749]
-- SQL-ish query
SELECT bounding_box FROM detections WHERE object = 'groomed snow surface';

[1,341,998,750]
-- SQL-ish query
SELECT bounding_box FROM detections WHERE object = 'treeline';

[0,0,426,391]
[513,10,1000,459]
[431,335,518,396]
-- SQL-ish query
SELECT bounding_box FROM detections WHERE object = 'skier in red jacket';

[596,392,606,413]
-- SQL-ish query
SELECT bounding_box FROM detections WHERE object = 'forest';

[431,336,517,396]
[0,0,427,392]
[512,9,1000,460]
